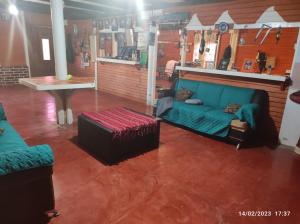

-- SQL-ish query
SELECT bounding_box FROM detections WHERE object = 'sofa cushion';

[175,79,199,98]
[219,86,255,108]
[165,101,213,127]
[195,82,224,107]
[0,120,28,152]
[205,109,237,123]
[173,101,212,114]
[0,144,54,176]
[163,105,236,137]
[224,103,241,113]
[201,109,237,137]
[185,99,202,105]
[235,103,259,129]
[175,88,193,101]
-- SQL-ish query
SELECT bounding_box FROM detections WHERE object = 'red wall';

[157,30,180,67]
[98,63,148,103]
[235,28,298,75]
[216,28,298,75]
[166,0,300,24]
[159,0,300,74]
[0,19,26,66]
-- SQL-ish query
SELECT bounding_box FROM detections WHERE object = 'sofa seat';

[165,101,211,123]
[201,109,237,137]
[163,101,236,137]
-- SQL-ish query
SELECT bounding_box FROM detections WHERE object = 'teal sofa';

[157,79,266,139]
[0,103,56,223]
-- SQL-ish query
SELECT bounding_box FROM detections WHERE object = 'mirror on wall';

[193,30,220,69]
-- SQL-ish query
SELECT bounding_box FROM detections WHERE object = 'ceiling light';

[8,4,19,16]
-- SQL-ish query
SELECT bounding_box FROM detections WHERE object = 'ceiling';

[0,0,227,19]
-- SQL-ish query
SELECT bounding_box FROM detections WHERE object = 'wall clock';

[218,22,229,33]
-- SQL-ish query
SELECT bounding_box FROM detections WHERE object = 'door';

[28,26,55,76]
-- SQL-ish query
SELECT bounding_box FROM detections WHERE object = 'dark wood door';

[28,26,55,77]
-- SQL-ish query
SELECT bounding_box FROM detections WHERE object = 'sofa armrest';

[156,97,173,117]
[235,103,259,129]
[0,103,6,120]
[0,144,54,176]
[157,88,175,99]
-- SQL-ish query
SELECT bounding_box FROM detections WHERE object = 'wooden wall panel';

[181,72,288,138]
[158,30,180,67]
[0,20,26,66]
[65,20,95,77]
[234,28,298,75]
[166,0,300,24]
[98,63,147,103]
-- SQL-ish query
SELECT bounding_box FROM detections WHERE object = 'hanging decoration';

[218,22,229,33]
[185,6,300,31]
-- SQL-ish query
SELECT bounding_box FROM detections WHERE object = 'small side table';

[228,120,249,150]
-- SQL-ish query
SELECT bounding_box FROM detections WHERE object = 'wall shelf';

[99,26,145,34]
[99,28,125,34]
[176,66,287,82]
[97,57,139,65]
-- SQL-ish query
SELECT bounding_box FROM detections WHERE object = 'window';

[42,38,51,60]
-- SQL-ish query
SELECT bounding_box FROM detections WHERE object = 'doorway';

[27,26,55,77]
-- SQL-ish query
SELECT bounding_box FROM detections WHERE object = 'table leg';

[49,90,74,125]
[50,90,65,125]
[65,90,74,125]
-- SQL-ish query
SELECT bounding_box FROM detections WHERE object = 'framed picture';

[241,59,255,73]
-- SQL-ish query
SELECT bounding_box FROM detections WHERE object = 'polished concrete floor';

[1,86,300,224]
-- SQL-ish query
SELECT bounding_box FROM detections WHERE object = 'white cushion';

[185,99,203,105]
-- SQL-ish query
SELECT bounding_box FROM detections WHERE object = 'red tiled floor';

[1,85,300,224]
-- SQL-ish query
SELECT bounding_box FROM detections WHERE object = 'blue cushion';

[235,103,259,129]
[163,105,236,137]
[167,101,212,125]
[195,82,224,107]
[201,109,237,137]
[219,86,255,108]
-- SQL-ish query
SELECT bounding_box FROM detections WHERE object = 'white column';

[147,25,158,105]
[279,29,300,147]
[65,90,73,125]
[20,11,31,78]
[50,0,68,80]
[50,90,65,125]
[151,24,159,105]
[94,59,98,90]
[180,33,187,66]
